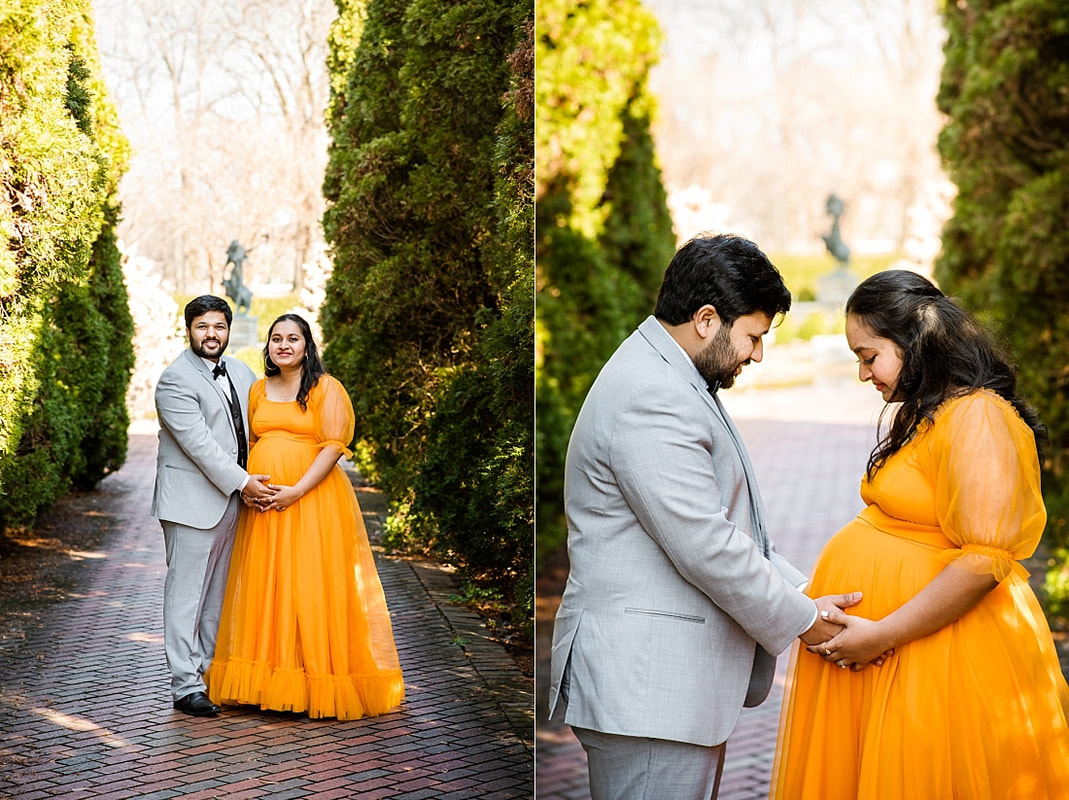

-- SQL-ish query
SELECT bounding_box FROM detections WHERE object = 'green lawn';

[769,252,901,343]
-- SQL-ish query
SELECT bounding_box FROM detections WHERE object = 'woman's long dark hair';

[846,270,1045,479]
[263,313,324,411]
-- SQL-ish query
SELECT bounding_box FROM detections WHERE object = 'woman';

[770,271,1069,798]
[207,313,404,720]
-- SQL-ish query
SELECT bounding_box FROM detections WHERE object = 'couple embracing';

[152,296,404,721]
[548,234,1069,799]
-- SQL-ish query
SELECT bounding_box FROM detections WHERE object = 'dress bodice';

[857,389,1045,580]
[247,375,355,457]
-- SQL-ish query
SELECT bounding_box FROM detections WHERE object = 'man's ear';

[694,305,721,339]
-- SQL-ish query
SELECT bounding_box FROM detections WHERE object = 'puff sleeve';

[933,391,1046,581]
[247,380,264,449]
[310,375,355,459]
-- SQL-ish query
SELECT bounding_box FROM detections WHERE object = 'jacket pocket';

[624,607,705,624]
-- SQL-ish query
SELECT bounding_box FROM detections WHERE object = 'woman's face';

[268,320,307,371]
[846,314,903,402]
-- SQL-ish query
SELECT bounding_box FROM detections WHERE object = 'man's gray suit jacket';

[151,349,256,529]
[548,316,814,748]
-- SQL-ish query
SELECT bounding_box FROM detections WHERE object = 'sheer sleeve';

[933,391,1046,581]
[310,375,355,458]
[248,380,264,449]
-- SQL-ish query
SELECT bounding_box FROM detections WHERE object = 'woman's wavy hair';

[262,313,324,411]
[846,270,1045,479]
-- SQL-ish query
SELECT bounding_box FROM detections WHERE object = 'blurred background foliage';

[535,0,677,560]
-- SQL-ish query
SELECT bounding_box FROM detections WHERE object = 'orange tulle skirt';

[207,422,404,720]
[771,516,1069,799]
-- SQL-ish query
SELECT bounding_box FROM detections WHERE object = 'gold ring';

[825,648,831,656]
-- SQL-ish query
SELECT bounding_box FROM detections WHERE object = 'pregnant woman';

[771,271,1069,799]
[207,313,404,720]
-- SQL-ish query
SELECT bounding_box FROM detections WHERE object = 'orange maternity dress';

[771,390,1069,799]
[207,375,404,720]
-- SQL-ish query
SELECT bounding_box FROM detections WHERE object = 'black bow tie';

[212,362,227,379]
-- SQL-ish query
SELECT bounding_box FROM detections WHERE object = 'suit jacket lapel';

[636,316,771,558]
[184,349,239,429]
[709,393,771,558]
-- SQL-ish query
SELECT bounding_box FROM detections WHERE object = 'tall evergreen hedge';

[0,2,132,528]
[322,0,533,620]
[535,0,676,558]
[935,0,1069,610]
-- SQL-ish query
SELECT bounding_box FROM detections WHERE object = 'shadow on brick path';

[0,433,532,800]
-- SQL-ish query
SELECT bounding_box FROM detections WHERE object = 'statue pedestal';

[229,314,260,350]
[816,267,859,309]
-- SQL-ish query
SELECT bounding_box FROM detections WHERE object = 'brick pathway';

[0,432,533,799]
[535,380,886,800]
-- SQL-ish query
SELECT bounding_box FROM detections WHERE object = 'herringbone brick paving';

[0,431,533,799]
[535,380,886,800]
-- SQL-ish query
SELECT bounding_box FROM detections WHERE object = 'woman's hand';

[807,607,896,667]
[262,484,303,513]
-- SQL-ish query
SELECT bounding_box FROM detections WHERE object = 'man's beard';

[693,325,744,391]
[191,336,228,359]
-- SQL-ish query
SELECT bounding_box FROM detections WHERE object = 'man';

[152,295,276,717]
[547,234,860,798]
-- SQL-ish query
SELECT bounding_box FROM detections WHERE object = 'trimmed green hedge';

[0,2,132,528]
[935,0,1069,614]
[322,0,533,629]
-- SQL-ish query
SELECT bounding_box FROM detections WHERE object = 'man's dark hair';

[184,295,233,328]
[654,233,791,326]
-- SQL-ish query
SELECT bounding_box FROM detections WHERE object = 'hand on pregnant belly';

[261,483,304,513]
[806,607,895,669]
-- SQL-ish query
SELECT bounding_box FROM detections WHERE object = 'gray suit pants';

[162,494,240,700]
[563,662,726,800]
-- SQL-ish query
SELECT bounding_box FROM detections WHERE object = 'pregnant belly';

[810,518,946,620]
[248,436,318,484]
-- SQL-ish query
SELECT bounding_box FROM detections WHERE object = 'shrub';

[534,0,676,558]
[322,0,533,629]
[935,0,1069,615]
[0,1,131,527]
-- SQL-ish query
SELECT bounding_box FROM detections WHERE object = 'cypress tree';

[413,12,534,628]
[936,0,1069,610]
[323,0,533,617]
[535,0,676,556]
[0,1,131,526]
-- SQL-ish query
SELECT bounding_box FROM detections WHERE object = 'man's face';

[187,311,230,361]
[693,311,771,390]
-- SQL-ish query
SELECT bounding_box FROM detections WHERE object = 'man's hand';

[799,592,863,646]
[241,474,278,505]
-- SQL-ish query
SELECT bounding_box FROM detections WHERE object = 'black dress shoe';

[173,691,222,717]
